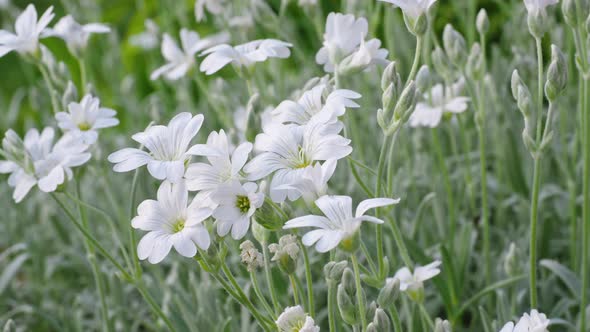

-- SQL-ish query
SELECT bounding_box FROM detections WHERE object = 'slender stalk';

[250,271,276,319]
[534,38,544,143]
[351,255,367,331]
[419,304,434,330]
[389,217,413,269]
[37,63,61,113]
[299,241,315,317]
[262,244,281,315]
[375,134,390,276]
[289,274,301,304]
[529,156,541,308]
[431,129,457,240]
[128,169,143,278]
[135,281,177,332]
[407,37,423,86]
[581,75,589,332]
[389,307,403,332]
[327,281,338,332]
[77,56,87,94]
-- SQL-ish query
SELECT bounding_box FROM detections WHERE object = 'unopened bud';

[434,318,452,332]
[367,308,391,332]
[467,43,485,80]
[382,83,398,112]
[324,261,348,282]
[545,45,568,101]
[432,47,451,79]
[341,267,355,295]
[269,234,299,274]
[377,278,400,308]
[381,61,401,92]
[251,219,270,244]
[404,13,427,36]
[527,10,547,38]
[562,0,578,27]
[476,9,489,34]
[443,24,467,67]
[337,284,357,325]
[239,240,264,272]
[393,81,417,121]
[339,39,373,76]
[254,199,287,230]
[415,65,431,92]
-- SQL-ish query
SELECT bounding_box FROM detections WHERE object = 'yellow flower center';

[172,219,186,233]
[78,122,92,131]
[236,195,251,213]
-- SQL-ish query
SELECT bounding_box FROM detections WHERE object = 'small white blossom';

[284,195,399,252]
[129,19,159,50]
[44,15,110,52]
[151,29,227,80]
[390,260,441,293]
[315,13,388,73]
[0,128,90,202]
[184,129,252,200]
[244,118,352,203]
[523,0,559,14]
[277,159,337,203]
[56,94,119,145]
[272,84,361,128]
[379,0,437,19]
[108,113,204,183]
[211,180,264,240]
[200,39,292,75]
[0,4,54,57]
[132,181,212,264]
[276,306,320,332]
[409,80,469,128]
[195,0,224,22]
[499,310,550,332]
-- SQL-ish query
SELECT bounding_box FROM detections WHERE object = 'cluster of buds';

[268,234,300,274]
[435,318,452,332]
[323,260,348,283]
[442,25,467,69]
[239,240,264,272]
[337,268,363,325]
[366,308,391,332]
[377,62,418,136]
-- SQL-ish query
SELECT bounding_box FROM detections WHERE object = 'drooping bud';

[434,318,452,332]
[324,261,348,282]
[415,65,431,92]
[443,24,467,67]
[377,278,400,308]
[337,284,357,325]
[545,45,568,101]
[268,234,300,274]
[467,43,485,81]
[476,9,489,35]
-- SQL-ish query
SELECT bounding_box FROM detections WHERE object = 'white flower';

[276,306,320,332]
[43,15,110,52]
[184,129,252,199]
[129,19,159,50]
[499,310,550,332]
[244,118,352,203]
[0,4,54,57]
[390,260,441,293]
[151,29,228,80]
[339,38,389,74]
[108,113,204,183]
[272,84,361,128]
[277,159,337,203]
[200,39,292,75]
[409,80,469,128]
[0,128,90,202]
[284,195,399,252]
[132,181,212,264]
[195,0,224,22]
[315,13,388,73]
[523,0,559,14]
[55,94,119,145]
[379,0,437,19]
[211,180,264,240]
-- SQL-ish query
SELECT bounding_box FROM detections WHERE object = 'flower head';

[56,94,119,145]
[132,181,212,264]
[284,195,399,252]
[0,128,90,202]
[0,4,54,57]
[276,306,319,332]
[379,0,437,19]
[44,15,110,52]
[316,13,388,73]
[499,310,550,332]
[108,113,204,183]
[389,260,441,302]
[244,118,352,203]
[184,129,252,199]
[409,79,469,128]
[151,29,228,80]
[211,180,264,240]
[200,39,292,75]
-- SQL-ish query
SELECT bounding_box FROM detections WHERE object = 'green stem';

[351,254,367,331]
[389,217,413,269]
[328,280,338,332]
[407,36,423,85]
[581,72,589,332]
[389,307,402,332]
[128,168,142,279]
[77,56,87,94]
[262,244,281,315]
[250,271,276,319]
[529,156,542,308]
[375,134,391,277]
[37,63,61,113]
[431,129,457,242]
[289,274,301,304]
[135,281,177,332]
[534,38,544,143]
[419,304,434,330]
[299,241,315,317]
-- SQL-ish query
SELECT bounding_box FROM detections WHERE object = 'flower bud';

[562,0,578,27]
[341,267,356,295]
[337,284,357,325]
[415,65,431,92]
[381,61,402,93]
[367,308,391,332]
[254,199,287,230]
[404,13,427,36]
[434,318,452,332]
[476,9,489,35]
[432,47,452,80]
[527,10,547,38]
[382,83,398,113]
[269,234,299,274]
[251,219,270,244]
[467,43,484,81]
[443,24,467,67]
[339,39,373,76]
[324,261,348,282]
[504,242,522,277]
[545,45,568,101]
[377,278,400,308]
[393,81,417,122]
[511,70,533,117]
